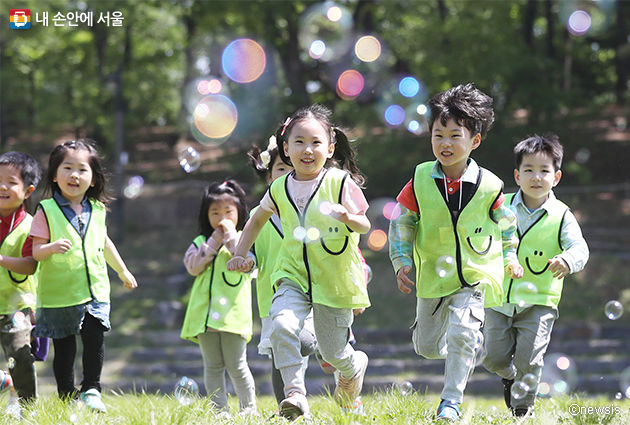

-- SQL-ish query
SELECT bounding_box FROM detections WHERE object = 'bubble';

[219,297,228,306]
[12,311,25,326]
[384,105,405,127]
[539,353,578,397]
[575,148,591,164]
[512,281,538,308]
[435,256,455,278]
[306,227,321,241]
[182,77,230,117]
[178,146,201,173]
[404,103,430,135]
[558,0,615,37]
[298,2,353,62]
[511,381,529,400]
[6,358,15,369]
[568,10,591,35]
[367,229,388,251]
[616,392,623,400]
[522,373,537,391]
[399,77,420,98]
[336,70,365,100]
[21,292,36,307]
[193,95,238,143]
[174,376,199,406]
[355,36,381,62]
[616,117,628,131]
[619,366,630,398]
[605,300,623,320]
[364,264,372,284]
[124,175,144,199]
[222,39,266,83]
[69,413,78,422]
[398,381,413,395]
[319,201,333,215]
[211,311,220,321]
[383,202,401,221]
[293,226,307,241]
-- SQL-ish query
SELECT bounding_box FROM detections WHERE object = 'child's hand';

[396,265,415,294]
[219,219,236,233]
[548,256,570,279]
[353,307,366,315]
[505,261,524,279]
[328,204,350,223]
[211,226,225,243]
[226,255,253,272]
[51,239,73,254]
[118,269,138,289]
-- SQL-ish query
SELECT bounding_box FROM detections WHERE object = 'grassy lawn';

[3,391,629,425]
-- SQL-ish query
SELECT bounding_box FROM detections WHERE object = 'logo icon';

[10,9,31,29]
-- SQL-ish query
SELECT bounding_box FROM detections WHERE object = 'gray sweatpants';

[269,279,361,397]
[483,305,558,409]
[197,331,256,411]
[411,287,485,404]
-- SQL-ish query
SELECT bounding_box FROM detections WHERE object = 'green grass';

[3,390,630,425]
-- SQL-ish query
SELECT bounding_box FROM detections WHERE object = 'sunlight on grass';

[1,389,629,425]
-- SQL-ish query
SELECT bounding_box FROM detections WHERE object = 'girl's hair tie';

[280,117,292,136]
[259,135,277,170]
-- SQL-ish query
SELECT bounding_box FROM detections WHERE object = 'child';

[0,152,41,413]
[482,134,589,417]
[228,104,371,420]
[388,83,523,421]
[248,139,319,406]
[30,139,137,413]
[180,180,257,417]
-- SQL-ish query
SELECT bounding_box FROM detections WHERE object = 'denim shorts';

[33,300,111,339]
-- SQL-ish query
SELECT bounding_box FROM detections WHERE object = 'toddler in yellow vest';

[389,83,523,421]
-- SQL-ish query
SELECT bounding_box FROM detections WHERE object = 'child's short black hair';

[427,83,495,139]
[514,133,564,171]
[0,151,42,188]
[197,180,248,238]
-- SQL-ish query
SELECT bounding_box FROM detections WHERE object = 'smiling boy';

[482,134,589,417]
[389,83,523,421]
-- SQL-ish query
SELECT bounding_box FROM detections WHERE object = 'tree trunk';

[524,0,537,50]
[545,0,555,58]
[615,0,628,105]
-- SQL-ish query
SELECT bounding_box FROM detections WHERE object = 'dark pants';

[52,313,106,398]
[0,309,37,403]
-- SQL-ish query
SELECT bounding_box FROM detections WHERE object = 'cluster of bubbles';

[123,176,144,199]
[435,256,456,279]
[510,373,538,401]
[538,353,578,397]
[558,0,616,37]
[174,376,199,405]
[604,300,623,320]
[375,77,429,134]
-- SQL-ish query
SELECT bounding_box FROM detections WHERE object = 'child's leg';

[52,335,77,398]
[311,304,356,379]
[197,332,228,410]
[221,331,256,410]
[269,280,311,397]
[0,312,37,402]
[79,313,106,393]
[511,305,558,410]
[482,308,517,380]
[411,297,450,360]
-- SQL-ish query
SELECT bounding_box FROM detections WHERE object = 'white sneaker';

[279,392,310,421]
[334,350,368,408]
[340,397,365,415]
[4,397,21,419]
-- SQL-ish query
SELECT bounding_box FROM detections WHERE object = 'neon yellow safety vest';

[181,234,253,342]
[412,162,505,307]
[251,206,283,319]
[504,193,569,308]
[37,198,110,308]
[0,214,37,314]
[269,168,370,309]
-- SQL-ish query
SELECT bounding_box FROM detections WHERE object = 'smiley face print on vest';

[525,250,549,275]
[466,227,492,255]
[320,225,349,255]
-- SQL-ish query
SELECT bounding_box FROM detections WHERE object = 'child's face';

[54,148,94,204]
[268,155,293,184]
[208,195,239,231]
[515,152,561,209]
[0,165,34,218]
[283,118,334,181]
[431,118,480,179]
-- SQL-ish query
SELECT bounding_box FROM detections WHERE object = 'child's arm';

[0,255,37,275]
[329,204,371,234]
[549,210,589,279]
[226,207,272,272]
[388,204,418,294]
[31,236,73,262]
[104,235,137,289]
[493,200,523,279]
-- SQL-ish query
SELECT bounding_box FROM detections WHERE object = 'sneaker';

[315,351,336,374]
[340,397,365,415]
[216,411,231,420]
[279,392,310,421]
[501,378,514,410]
[436,400,460,422]
[513,406,532,417]
[80,388,107,413]
[238,406,259,417]
[333,350,368,408]
[4,397,21,419]
[0,371,13,393]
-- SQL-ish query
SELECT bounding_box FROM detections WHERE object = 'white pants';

[411,287,485,404]
[269,279,361,397]
[483,305,558,409]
